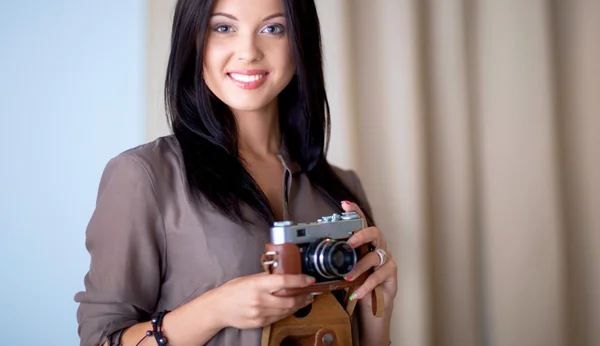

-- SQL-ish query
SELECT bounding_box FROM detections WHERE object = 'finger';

[343,250,382,281]
[281,295,315,318]
[349,261,396,301]
[256,296,313,324]
[341,201,365,220]
[244,303,306,327]
[259,297,314,318]
[261,292,314,310]
[341,201,387,249]
[262,296,314,323]
[259,274,315,292]
[346,226,384,249]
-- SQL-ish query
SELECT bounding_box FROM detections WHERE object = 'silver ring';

[375,248,388,268]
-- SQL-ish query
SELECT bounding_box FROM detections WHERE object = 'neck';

[233,100,281,158]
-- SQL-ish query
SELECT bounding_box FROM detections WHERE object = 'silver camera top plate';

[270,211,364,245]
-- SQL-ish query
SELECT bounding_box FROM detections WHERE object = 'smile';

[227,71,269,90]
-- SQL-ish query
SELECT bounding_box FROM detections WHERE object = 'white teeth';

[229,73,266,83]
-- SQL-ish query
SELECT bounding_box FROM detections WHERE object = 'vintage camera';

[262,211,371,296]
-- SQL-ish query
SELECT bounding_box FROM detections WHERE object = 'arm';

[119,272,315,346]
[75,154,169,346]
[78,154,226,346]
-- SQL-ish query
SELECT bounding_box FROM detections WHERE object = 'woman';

[74,0,397,345]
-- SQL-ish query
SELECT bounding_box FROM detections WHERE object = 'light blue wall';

[0,1,147,344]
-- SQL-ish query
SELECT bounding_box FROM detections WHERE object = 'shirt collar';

[277,138,302,175]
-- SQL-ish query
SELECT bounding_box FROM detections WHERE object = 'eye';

[261,24,285,35]
[213,24,234,33]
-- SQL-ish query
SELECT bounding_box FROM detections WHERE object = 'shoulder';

[117,135,181,170]
[328,163,373,218]
[329,164,363,193]
[104,135,182,179]
[97,135,185,199]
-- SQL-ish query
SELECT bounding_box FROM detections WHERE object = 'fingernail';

[307,276,316,284]
[342,200,351,205]
[349,293,358,301]
[344,275,353,281]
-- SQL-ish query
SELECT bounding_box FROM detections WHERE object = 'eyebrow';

[211,12,285,21]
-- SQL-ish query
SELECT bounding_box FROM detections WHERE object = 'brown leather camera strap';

[261,324,272,346]
[344,288,358,317]
[372,286,384,317]
[344,285,385,317]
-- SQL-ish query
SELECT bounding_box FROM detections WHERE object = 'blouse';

[74,135,373,346]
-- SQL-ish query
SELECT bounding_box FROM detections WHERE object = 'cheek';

[203,41,230,78]
[276,45,296,79]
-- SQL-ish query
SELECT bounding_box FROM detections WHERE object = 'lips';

[227,69,269,90]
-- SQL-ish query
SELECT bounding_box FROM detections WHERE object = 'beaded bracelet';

[151,311,170,345]
[135,310,170,346]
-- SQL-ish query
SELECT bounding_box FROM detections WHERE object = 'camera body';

[262,211,371,296]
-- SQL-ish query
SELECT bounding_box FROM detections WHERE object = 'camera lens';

[332,245,349,268]
[305,238,357,279]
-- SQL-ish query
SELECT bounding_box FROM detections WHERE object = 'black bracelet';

[150,310,170,345]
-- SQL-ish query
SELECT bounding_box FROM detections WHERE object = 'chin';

[226,101,272,113]
[224,94,278,114]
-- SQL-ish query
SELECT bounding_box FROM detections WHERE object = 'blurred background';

[1,0,598,345]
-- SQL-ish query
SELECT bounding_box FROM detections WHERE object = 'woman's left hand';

[341,201,398,311]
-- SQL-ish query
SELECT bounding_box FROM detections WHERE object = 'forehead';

[211,0,285,18]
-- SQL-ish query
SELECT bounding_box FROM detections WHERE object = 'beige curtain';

[147,1,600,345]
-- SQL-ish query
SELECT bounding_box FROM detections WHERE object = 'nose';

[236,33,263,63]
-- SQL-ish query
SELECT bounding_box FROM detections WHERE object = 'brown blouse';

[74,135,372,346]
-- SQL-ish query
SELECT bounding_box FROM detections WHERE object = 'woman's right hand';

[209,272,316,330]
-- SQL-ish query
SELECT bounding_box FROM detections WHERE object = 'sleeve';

[74,154,167,346]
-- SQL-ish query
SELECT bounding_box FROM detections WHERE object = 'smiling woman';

[74,0,397,345]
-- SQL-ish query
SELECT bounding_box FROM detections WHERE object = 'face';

[203,0,296,114]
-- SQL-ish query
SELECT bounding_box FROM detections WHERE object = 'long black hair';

[164,0,373,226]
